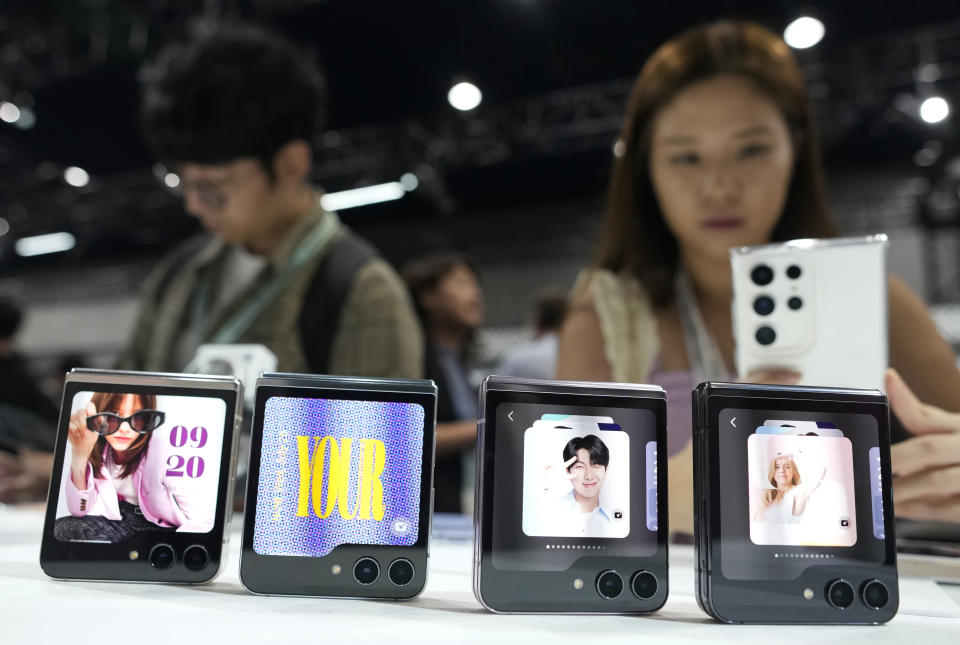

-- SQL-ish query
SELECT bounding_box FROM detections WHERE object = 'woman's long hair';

[762,456,802,508]
[594,21,837,308]
[87,392,158,480]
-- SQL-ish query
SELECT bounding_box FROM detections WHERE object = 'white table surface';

[2,504,959,644]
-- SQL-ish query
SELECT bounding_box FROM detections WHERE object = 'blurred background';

[1,0,959,396]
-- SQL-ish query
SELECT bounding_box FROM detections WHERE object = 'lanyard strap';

[196,211,341,345]
[675,270,730,384]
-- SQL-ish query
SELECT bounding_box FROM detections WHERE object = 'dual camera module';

[595,570,658,600]
[750,263,803,346]
[148,543,209,571]
[824,578,891,611]
[353,556,416,587]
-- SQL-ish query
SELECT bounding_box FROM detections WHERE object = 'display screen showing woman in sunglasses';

[54,392,182,542]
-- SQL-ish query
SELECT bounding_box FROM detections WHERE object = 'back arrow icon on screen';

[508,411,514,421]
[731,417,736,427]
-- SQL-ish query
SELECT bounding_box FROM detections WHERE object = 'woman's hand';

[739,369,802,386]
[67,402,99,489]
[887,368,960,523]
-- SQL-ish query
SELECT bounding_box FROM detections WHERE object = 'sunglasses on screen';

[85,410,166,436]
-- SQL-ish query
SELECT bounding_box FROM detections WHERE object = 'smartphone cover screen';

[715,406,886,581]
[53,390,227,543]
[252,397,424,557]
[490,401,659,571]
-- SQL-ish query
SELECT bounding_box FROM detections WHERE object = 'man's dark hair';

[0,300,23,339]
[534,288,568,332]
[563,434,610,470]
[401,250,480,326]
[140,22,325,172]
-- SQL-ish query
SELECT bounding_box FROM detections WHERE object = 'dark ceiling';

[0,0,958,270]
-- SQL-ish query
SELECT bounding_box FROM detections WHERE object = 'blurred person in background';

[118,22,422,379]
[403,252,484,513]
[0,300,58,502]
[0,300,59,426]
[0,23,426,504]
[555,21,960,532]
[496,287,567,379]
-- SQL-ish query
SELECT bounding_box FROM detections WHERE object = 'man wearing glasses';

[116,23,422,380]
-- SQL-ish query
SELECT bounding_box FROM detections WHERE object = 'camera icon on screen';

[840,518,850,528]
[613,510,624,520]
[391,517,412,536]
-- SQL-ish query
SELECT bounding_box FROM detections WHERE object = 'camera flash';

[331,564,342,575]
[573,578,584,590]
[803,588,814,600]
[129,550,139,560]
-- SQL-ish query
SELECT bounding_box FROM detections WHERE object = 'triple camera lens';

[753,296,775,316]
[755,326,776,346]
[595,570,624,599]
[750,264,774,286]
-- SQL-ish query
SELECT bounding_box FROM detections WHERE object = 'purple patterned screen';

[253,397,424,557]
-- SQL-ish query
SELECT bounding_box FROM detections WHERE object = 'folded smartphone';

[40,369,242,583]
[693,382,897,624]
[474,376,668,613]
[239,373,437,598]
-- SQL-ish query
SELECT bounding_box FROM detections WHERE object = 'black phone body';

[474,376,668,613]
[693,381,898,624]
[40,369,242,583]
[239,373,437,599]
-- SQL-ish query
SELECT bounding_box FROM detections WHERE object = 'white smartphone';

[730,235,888,391]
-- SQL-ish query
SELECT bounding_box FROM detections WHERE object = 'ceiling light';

[920,97,950,124]
[448,81,482,111]
[784,17,825,49]
[64,166,90,188]
[320,182,406,211]
[15,232,76,257]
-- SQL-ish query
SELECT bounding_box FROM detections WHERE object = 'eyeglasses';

[176,163,261,209]
[178,178,230,209]
[86,410,166,436]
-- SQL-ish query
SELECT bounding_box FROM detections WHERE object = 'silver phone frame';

[473,375,666,614]
[42,368,243,585]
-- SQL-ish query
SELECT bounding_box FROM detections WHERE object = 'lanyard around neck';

[193,210,341,346]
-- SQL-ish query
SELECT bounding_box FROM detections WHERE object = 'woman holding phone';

[556,21,960,531]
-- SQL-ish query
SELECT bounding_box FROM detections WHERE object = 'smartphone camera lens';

[753,296,775,316]
[788,296,803,310]
[755,326,776,346]
[149,544,176,570]
[630,570,658,599]
[595,570,624,599]
[353,557,380,585]
[825,579,855,609]
[786,264,802,279]
[183,545,208,572]
[388,558,415,586]
[860,579,890,610]
[751,264,774,286]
